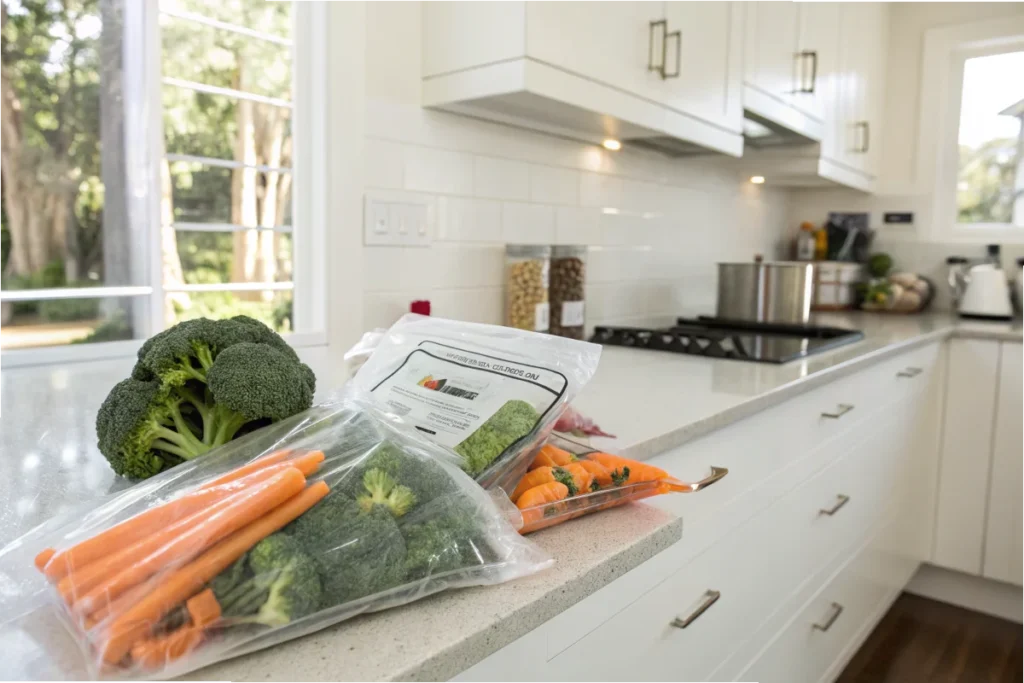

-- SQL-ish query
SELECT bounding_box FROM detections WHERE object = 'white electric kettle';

[957,262,1013,320]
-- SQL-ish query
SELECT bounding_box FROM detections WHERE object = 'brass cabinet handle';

[648,20,680,80]
[819,494,850,516]
[797,50,818,93]
[670,589,721,629]
[896,366,923,378]
[813,602,844,631]
[689,466,728,492]
[821,404,854,419]
[855,121,870,153]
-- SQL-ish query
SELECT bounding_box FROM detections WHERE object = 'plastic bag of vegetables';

[0,389,551,680]
[350,314,602,496]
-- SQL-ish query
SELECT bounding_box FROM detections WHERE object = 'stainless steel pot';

[716,258,814,324]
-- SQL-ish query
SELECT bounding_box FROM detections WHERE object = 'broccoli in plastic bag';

[5,388,550,680]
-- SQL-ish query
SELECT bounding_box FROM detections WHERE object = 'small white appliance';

[958,263,1013,320]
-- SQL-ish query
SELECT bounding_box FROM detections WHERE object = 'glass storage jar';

[549,245,586,339]
[505,245,550,332]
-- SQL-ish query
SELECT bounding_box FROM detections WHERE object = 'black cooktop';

[590,317,864,364]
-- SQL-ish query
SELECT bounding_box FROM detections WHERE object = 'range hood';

[741,110,818,149]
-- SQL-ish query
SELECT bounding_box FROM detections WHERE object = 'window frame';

[0,0,328,368]
[918,15,1024,244]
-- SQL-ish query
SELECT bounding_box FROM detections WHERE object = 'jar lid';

[506,244,551,258]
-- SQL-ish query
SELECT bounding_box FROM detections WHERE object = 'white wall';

[360,2,791,335]
[787,2,1024,307]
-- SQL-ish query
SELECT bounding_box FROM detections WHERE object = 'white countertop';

[0,312,1018,680]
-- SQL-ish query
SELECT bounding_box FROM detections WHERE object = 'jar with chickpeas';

[504,245,550,332]
[549,245,586,339]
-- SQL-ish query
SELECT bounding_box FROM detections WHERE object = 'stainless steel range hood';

[741,110,818,149]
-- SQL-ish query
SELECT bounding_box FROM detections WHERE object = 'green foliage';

[868,253,893,278]
[96,316,314,478]
[174,291,290,333]
[454,400,541,476]
[73,310,133,345]
[957,138,1019,224]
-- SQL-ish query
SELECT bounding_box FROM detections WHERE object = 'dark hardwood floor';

[837,593,1022,683]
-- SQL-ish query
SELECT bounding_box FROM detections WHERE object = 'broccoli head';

[454,400,540,476]
[400,494,496,580]
[347,442,459,505]
[212,533,322,626]
[357,469,416,516]
[96,317,316,478]
[288,492,408,607]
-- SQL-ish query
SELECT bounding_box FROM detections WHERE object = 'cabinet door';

[792,3,840,123]
[933,339,1000,575]
[833,3,869,173]
[744,2,799,105]
[526,2,668,105]
[984,343,1023,586]
[662,2,742,133]
[859,3,888,177]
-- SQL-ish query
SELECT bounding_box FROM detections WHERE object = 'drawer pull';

[821,404,854,419]
[896,367,923,378]
[819,494,850,516]
[812,602,844,631]
[670,589,721,629]
[689,466,729,492]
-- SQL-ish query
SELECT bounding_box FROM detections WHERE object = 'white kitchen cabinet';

[422,2,744,157]
[833,2,887,178]
[983,343,1023,586]
[933,339,1000,574]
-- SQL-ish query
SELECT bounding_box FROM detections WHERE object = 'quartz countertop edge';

[181,504,682,682]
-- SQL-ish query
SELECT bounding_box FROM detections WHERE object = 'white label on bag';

[369,340,567,448]
[534,302,550,332]
[560,301,585,327]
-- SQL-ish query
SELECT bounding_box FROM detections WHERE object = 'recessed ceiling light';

[602,139,622,151]
[750,176,766,185]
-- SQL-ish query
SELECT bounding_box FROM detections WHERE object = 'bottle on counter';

[795,222,817,261]
[813,222,829,261]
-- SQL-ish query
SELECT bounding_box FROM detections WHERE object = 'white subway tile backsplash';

[529,165,580,205]
[501,202,556,244]
[429,244,505,289]
[363,247,436,293]
[555,206,600,245]
[404,146,474,195]
[364,138,405,189]
[430,287,505,325]
[473,156,530,201]
[436,197,502,242]
[579,171,623,210]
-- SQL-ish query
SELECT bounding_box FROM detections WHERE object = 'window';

[955,51,1024,227]
[0,0,321,357]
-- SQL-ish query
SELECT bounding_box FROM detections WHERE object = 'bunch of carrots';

[512,443,688,533]
[32,449,329,672]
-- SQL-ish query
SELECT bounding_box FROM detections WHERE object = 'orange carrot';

[559,463,595,495]
[130,625,205,670]
[510,466,556,502]
[200,449,303,489]
[34,548,56,573]
[99,481,329,665]
[84,578,157,632]
[185,588,221,628]
[586,452,669,485]
[529,444,576,470]
[515,481,569,510]
[42,456,308,583]
[575,459,614,487]
[70,468,306,615]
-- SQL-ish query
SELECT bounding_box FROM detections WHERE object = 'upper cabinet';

[422,2,745,157]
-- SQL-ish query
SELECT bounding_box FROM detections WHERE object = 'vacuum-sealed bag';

[350,314,602,495]
[1,390,551,679]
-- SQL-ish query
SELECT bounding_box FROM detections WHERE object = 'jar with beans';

[505,245,551,332]
[549,245,586,339]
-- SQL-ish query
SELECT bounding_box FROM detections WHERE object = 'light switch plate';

[363,190,435,246]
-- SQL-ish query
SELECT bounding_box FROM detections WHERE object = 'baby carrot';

[575,459,613,488]
[130,625,205,670]
[515,481,569,510]
[185,588,221,628]
[586,452,669,485]
[510,466,555,503]
[529,444,576,470]
[71,468,307,615]
[34,548,56,573]
[559,463,595,495]
[99,481,329,665]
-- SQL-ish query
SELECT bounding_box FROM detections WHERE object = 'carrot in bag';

[130,625,205,671]
[186,588,221,628]
[529,444,576,470]
[98,481,329,665]
[39,450,321,582]
[558,463,595,495]
[61,467,308,611]
[510,466,556,503]
[586,452,690,492]
[574,459,614,488]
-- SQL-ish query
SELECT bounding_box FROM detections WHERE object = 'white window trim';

[918,15,1024,244]
[1,0,330,369]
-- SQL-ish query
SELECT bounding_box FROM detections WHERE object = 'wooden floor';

[837,593,1022,683]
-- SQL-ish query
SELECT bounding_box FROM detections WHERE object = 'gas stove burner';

[590,317,863,364]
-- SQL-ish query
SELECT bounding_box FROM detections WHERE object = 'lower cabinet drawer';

[737,519,907,683]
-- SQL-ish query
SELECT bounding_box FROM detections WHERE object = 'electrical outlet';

[363,191,434,246]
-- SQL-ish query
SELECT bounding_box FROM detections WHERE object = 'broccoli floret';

[401,495,495,580]
[335,442,458,505]
[212,533,321,626]
[454,400,540,476]
[357,469,416,516]
[288,493,407,607]
[96,317,316,478]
